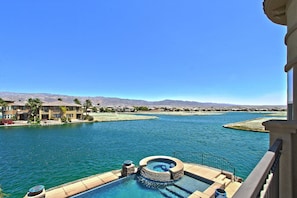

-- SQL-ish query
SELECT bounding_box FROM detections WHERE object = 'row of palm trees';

[0,97,95,123]
[73,98,93,114]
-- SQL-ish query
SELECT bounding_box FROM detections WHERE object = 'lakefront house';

[232,0,297,197]
[1,100,83,121]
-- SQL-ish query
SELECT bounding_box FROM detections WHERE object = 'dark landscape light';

[123,160,133,166]
[27,185,45,196]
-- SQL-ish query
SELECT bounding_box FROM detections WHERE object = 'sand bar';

[90,113,157,122]
[223,117,286,132]
[135,111,225,116]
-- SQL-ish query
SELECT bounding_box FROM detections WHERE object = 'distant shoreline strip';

[223,117,286,133]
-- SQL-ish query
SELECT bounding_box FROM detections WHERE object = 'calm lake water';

[0,112,270,197]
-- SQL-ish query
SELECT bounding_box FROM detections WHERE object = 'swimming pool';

[71,175,162,198]
[71,172,213,198]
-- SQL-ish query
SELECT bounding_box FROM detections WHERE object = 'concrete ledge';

[63,181,88,197]
[82,177,104,190]
[189,190,210,198]
[98,172,118,183]
[185,164,221,180]
[203,182,224,197]
[45,187,67,198]
[45,171,119,198]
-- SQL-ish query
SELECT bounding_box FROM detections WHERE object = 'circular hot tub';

[146,158,176,172]
[139,156,184,182]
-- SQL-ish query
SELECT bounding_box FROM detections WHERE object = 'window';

[53,114,61,118]
[288,68,293,120]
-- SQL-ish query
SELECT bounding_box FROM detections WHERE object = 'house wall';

[2,102,83,121]
[286,1,297,197]
[264,0,297,197]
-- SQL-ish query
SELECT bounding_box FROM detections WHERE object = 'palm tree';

[73,98,81,105]
[0,98,7,120]
[83,99,92,115]
[60,106,67,122]
[0,98,7,111]
[26,98,43,123]
[73,98,83,119]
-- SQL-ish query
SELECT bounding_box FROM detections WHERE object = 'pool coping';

[24,163,241,198]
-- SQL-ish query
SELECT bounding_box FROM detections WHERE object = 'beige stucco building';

[1,100,83,121]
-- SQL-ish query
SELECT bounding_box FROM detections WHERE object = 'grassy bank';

[90,113,158,122]
[223,117,286,132]
[135,111,225,116]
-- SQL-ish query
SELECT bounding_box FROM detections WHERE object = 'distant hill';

[0,91,286,109]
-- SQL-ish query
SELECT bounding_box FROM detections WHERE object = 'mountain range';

[0,91,285,109]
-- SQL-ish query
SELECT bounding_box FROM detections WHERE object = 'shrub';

[134,106,149,111]
[92,107,98,113]
[61,116,67,123]
[87,115,94,121]
[0,119,14,125]
[83,115,94,121]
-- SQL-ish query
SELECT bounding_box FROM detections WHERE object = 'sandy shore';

[0,119,88,127]
[0,113,157,128]
[135,111,225,116]
[223,117,286,133]
[90,113,158,122]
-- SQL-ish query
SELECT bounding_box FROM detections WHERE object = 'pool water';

[71,173,212,198]
[146,159,176,172]
[71,175,163,198]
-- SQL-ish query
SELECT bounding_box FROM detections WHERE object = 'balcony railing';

[233,139,282,198]
[173,151,236,177]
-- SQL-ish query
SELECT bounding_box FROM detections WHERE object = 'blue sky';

[0,1,287,105]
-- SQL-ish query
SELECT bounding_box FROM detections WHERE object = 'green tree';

[134,106,149,111]
[0,98,7,110]
[92,106,98,113]
[73,98,81,105]
[26,98,42,123]
[57,98,62,101]
[60,106,67,117]
[83,99,92,116]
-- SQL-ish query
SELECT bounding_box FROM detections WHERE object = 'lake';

[0,112,269,197]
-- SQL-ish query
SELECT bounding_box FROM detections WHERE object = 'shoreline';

[0,111,286,129]
[134,111,225,116]
[223,117,286,133]
[0,113,158,128]
[90,112,158,122]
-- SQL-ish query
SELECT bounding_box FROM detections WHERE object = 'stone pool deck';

[27,163,242,198]
[184,163,242,198]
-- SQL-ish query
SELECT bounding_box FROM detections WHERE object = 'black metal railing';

[233,139,282,198]
[173,151,236,177]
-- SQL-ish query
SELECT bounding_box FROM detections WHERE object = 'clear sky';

[0,0,287,105]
